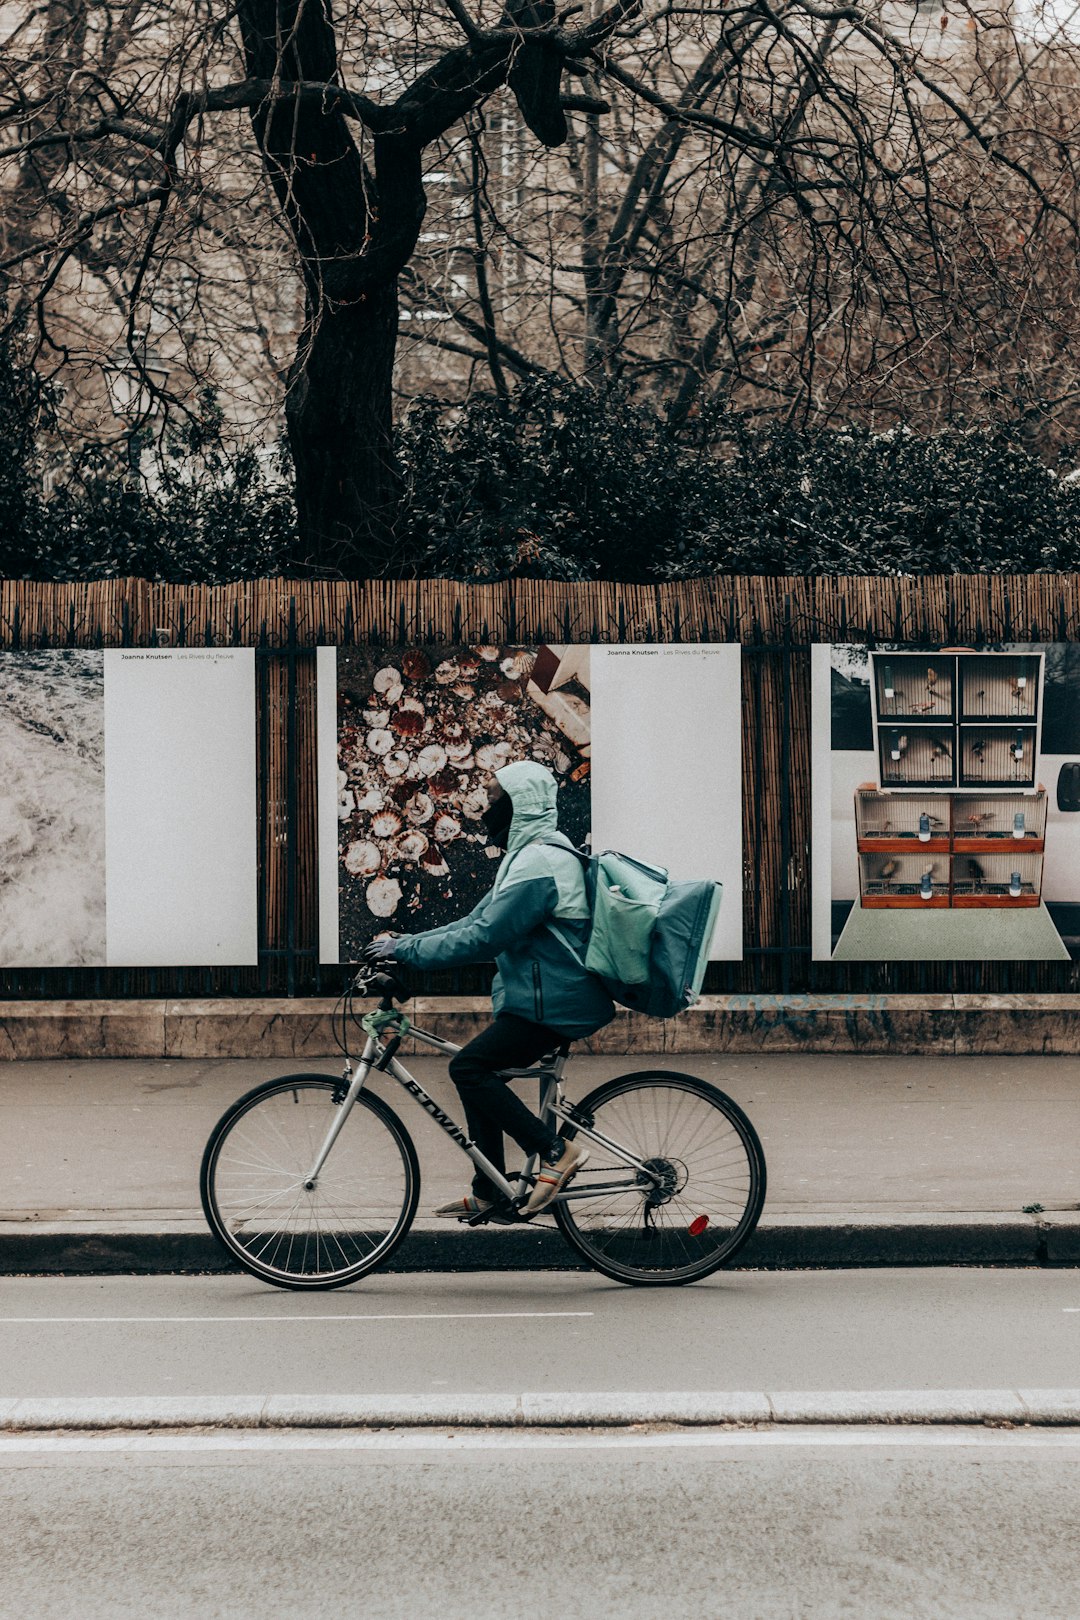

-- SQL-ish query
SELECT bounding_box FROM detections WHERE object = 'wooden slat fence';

[3,574,1080,1000]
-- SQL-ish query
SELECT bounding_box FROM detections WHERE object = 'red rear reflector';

[688,1215,710,1236]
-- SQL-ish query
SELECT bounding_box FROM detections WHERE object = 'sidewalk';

[1,1050,1077,1272]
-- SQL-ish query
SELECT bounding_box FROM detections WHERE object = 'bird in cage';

[930,738,951,761]
[963,810,994,832]
[970,737,986,762]
[926,667,938,692]
[966,856,987,891]
[878,858,899,888]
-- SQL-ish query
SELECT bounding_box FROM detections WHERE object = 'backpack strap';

[539,838,590,967]
[501,837,590,966]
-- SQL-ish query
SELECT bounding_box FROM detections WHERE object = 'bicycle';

[199,968,767,1290]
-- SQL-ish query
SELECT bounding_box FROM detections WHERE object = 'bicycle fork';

[301,1039,377,1188]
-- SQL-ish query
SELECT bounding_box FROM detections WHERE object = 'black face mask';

[481,793,514,849]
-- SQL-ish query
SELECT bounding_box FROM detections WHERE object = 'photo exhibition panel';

[811,644,1080,962]
[0,648,258,967]
[317,644,743,964]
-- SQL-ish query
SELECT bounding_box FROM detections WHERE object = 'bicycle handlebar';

[350,966,411,1008]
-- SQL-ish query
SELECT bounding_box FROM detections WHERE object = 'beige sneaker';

[433,1195,495,1219]
[433,1195,514,1224]
[522,1138,590,1216]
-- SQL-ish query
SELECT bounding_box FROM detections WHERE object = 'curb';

[2,1213,1077,1275]
[3,1389,1080,1432]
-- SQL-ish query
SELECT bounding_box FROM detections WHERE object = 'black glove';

[363,935,401,967]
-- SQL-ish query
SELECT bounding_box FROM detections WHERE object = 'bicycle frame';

[304,1015,660,1209]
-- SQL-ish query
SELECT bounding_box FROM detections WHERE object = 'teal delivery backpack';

[552,846,723,1020]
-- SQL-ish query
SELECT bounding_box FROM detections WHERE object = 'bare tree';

[404,3,1080,443]
[3,0,1080,575]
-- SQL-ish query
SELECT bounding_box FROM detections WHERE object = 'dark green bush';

[3,344,1080,581]
[400,378,1080,581]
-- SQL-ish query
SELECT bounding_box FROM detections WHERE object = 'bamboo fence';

[2,573,1080,1000]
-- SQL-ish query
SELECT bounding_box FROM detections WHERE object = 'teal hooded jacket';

[393,760,614,1039]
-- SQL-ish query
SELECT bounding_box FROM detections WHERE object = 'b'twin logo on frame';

[400,1076,470,1147]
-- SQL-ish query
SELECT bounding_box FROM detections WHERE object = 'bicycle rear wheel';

[200,1074,419,1290]
[553,1071,766,1285]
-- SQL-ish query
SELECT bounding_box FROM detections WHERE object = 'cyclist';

[363,759,613,1218]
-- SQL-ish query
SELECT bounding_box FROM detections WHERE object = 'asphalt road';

[2,1428,1079,1618]
[2,1269,1079,1398]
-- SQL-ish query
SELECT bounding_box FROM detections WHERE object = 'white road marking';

[0,1311,594,1325]
[2,1427,1080,1456]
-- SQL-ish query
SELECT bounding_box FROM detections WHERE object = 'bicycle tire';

[552,1070,766,1286]
[200,1073,420,1290]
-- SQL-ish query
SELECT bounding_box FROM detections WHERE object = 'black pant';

[448,1015,563,1201]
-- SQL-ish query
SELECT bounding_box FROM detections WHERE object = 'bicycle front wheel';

[200,1075,419,1290]
[553,1071,766,1285]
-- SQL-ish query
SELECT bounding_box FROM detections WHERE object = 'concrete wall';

[6,995,1080,1059]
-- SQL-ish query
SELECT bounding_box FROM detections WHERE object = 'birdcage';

[872,653,955,721]
[951,792,1047,849]
[958,725,1037,789]
[855,789,950,849]
[959,655,1040,720]
[877,725,956,788]
[858,851,950,907]
[951,851,1043,907]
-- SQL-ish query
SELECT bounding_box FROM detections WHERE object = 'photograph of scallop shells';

[335,645,591,960]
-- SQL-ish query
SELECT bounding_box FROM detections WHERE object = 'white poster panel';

[590,645,742,961]
[0,649,106,966]
[319,643,742,964]
[317,646,340,968]
[810,644,834,963]
[103,648,257,965]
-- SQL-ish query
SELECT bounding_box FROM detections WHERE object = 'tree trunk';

[287,283,403,576]
[234,0,587,575]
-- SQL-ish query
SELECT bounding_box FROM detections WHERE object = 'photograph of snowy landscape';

[0,649,106,967]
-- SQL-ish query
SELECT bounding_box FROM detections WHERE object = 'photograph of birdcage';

[873,655,955,722]
[951,793,1047,849]
[854,789,950,849]
[877,725,956,787]
[959,725,1038,789]
[815,643,1072,960]
[952,851,1043,907]
[960,655,1040,720]
[858,851,950,907]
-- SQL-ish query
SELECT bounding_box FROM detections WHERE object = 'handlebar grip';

[351,967,411,1003]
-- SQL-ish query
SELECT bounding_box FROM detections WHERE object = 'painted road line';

[0,1311,594,1325]
[4,1427,1080,1456]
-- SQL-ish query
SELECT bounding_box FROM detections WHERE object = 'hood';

[495,759,559,856]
